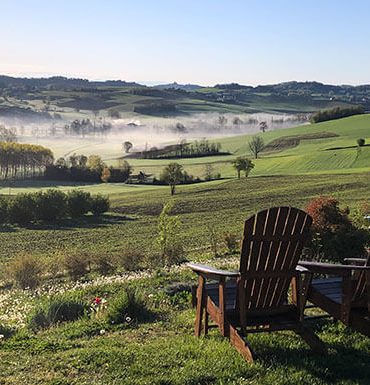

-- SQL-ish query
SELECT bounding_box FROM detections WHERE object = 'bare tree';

[248,136,265,159]
[160,163,183,195]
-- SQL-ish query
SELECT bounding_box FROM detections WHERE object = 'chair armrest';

[343,258,367,266]
[299,260,370,276]
[187,263,240,280]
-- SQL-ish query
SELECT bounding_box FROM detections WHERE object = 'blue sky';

[1,0,369,85]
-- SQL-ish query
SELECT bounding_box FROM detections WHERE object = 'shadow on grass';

[20,214,136,231]
[252,320,370,384]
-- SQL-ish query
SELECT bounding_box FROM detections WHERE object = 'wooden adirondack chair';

[299,252,370,337]
[188,206,326,362]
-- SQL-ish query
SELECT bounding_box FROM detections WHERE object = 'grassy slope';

[117,114,370,178]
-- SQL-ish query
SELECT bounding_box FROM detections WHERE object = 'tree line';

[0,142,54,180]
[310,105,364,123]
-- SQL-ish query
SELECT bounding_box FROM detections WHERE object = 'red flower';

[94,297,102,305]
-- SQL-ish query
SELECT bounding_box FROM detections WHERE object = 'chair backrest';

[239,206,312,311]
[352,252,370,304]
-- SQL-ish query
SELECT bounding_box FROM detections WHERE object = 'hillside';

[1,76,369,123]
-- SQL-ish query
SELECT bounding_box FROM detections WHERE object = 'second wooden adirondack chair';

[300,253,370,337]
[189,206,326,362]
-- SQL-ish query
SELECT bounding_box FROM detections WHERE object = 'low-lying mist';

[0,112,308,160]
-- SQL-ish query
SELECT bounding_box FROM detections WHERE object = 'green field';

[1,115,370,384]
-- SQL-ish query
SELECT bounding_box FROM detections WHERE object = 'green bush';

[0,323,14,339]
[67,190,92,218]
[223,232,239,254]
[0,197,8,224]
[28,294,88,330]
[8,193,35,225]
[62,253,90,279]
[34,189,67,222]
[7,254,43,289]
[107,288,151,325]
[90,194,110,216]
[357,138,366,147]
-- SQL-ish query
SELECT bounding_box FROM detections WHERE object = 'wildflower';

[125,316,132,324]
[94,297,102,305]
[0,334,4,340]
[99,329,106,335]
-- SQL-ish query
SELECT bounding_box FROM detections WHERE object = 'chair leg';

[195,275,205,337]
[229,323,255,363]
[295,325,327,354]
[204,310,209,335]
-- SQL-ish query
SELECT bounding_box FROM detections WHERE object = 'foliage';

[0,141,53,180]
[28,293,88,330]
[0,125,17,142]
[87,154,106,174]
[90,194,110,216]
[34,189,67,221]
[357,138,365,146]
[8,193,36,225]
[0,323,14,339]
[160,163,184,195]
[92,254,115,275]
[305,196,370,261]
[207,224,220,257]
[0,196,8,223]
[7,254,43,289]
[66,190,92,218]
[106,288,151,325]
[223,232,239,254]
[62,253,90,279]
[123,141,133,153]
[232,156,254,179]
[248,135,265,159]
[156,201,184,265]
[117,247,145,271]
[310,105,364,123]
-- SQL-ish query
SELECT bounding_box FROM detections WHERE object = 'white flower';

[0,334,4,340]
[99,329,106,335]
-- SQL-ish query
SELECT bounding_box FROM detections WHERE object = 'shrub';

[34,189,67,222]
[357,138,366,147]
[223,232,239,254]
[305,196,370,261]
[156,202,185,265]
[117,247,145,271]
[90,194,110,216]
[67,190,92,218]
[62,253,90,279]
[207,224,220,257]
[7,254,43,289]
[28,293,88,330]
[0,323,14,339]
[8,193,35,225]
[93,254,115,275]
[107,288,151,325]
[0,197,8,224]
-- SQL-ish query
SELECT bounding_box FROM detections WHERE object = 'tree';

[87,155,105,173]
[0,125,17,142]
[259,121,268,133]
[233,117,243,126]
[123,141,133,153]
[160,163,183,195]
[248,136,264,159]
[101,167,111,183]
[218,115,227,129]
[232,156,254,179]
[357,138,365,147]
[174,122,187,133]
[204,164,214,181]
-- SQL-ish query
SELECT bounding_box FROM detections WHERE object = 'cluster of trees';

[45,154,132,183]
[310,105,364,123]
[232,157,255,178]
[0,142,54,180]
[0,190,110,226]
[63,118,112,137]
[141,139,224,159]
[133,101,177,115]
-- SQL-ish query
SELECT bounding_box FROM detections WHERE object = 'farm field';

[0,114,369,385]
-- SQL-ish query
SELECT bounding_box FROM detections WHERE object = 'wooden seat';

[189,206,326,362]
[300,254,370,337]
